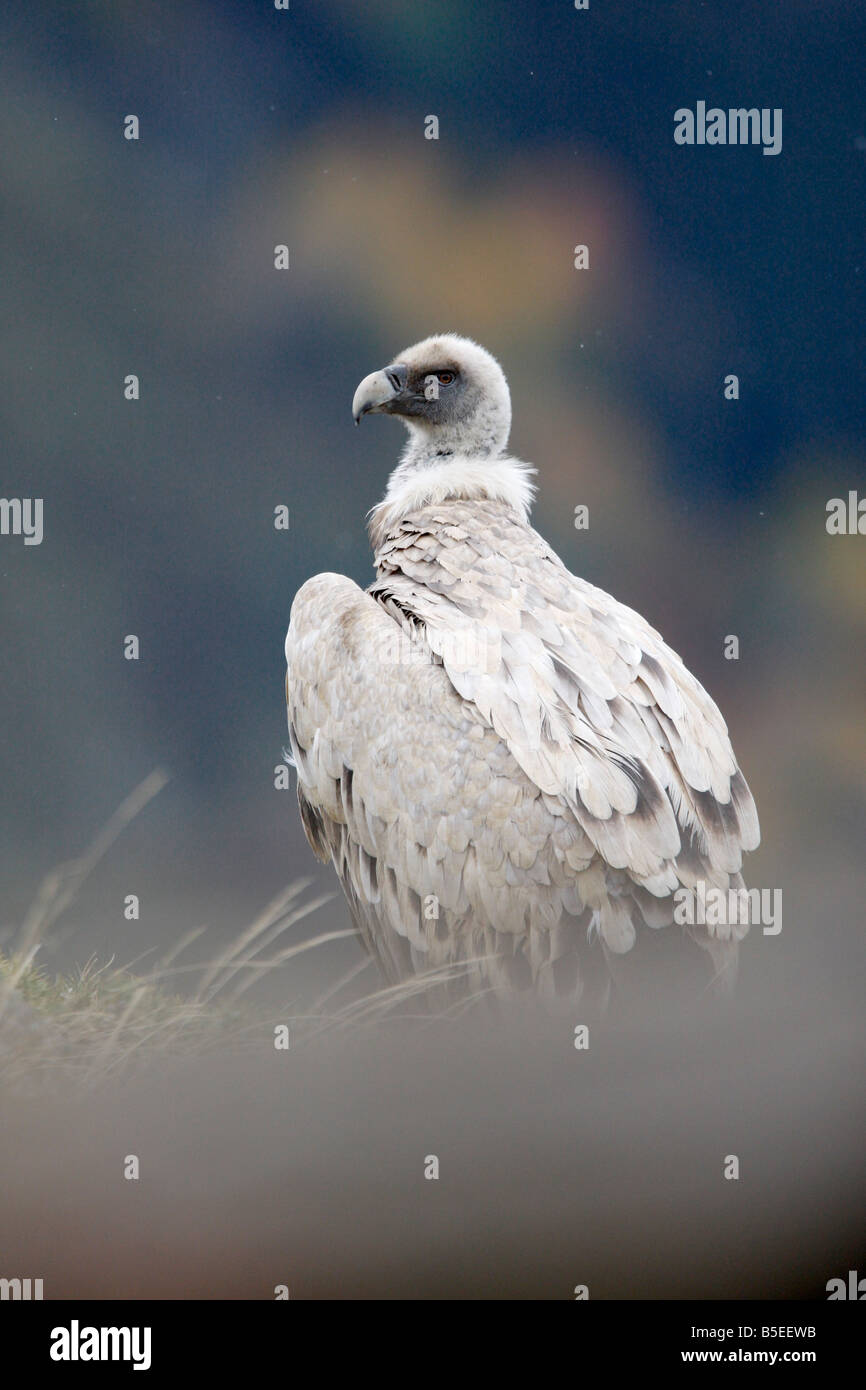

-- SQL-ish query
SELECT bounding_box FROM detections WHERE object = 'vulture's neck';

[368,454,536,553]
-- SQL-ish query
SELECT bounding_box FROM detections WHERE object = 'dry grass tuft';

[0,772,351,1086]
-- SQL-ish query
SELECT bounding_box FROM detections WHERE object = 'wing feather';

[370,499,760,909]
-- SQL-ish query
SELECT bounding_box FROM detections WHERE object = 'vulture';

[284,335,760,1006]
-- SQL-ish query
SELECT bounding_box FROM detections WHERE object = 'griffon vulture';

[285,335,760,1005]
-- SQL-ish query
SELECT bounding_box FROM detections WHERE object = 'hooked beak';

[352,363,409,425]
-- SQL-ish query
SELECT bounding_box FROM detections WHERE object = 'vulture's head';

[352,334,512,463]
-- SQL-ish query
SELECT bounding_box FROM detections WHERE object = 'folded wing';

[368,499,760,952]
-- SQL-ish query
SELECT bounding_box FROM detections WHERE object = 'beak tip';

[352,367,402,428]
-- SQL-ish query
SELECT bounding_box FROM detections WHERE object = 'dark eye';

[437,371,455,385]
